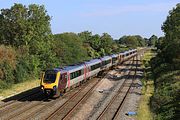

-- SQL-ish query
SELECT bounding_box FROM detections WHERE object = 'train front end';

[40,70,60,97]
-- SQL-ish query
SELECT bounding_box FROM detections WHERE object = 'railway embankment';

[0,79,39,100]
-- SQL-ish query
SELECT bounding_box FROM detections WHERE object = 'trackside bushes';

[0,45,16,90]
[150,71,180,120]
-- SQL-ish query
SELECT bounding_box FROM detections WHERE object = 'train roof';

[100,56,112,61]
[111,54,119,58]
[119,52,127,55]
[62,63,84,72]
[85,59,101,66]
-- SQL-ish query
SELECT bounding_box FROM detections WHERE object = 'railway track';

[97,55,138,120]
[45,58,134,120]
[0,91,47,120]
[113,56,140,120]
[45,74,108,120]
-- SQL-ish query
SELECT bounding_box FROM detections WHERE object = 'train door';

[58,72,68,91]
[120,55,122,63]
[84,64,87,80]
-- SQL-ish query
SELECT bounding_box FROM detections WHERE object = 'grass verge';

[0,79,40,100]
[136,49,155,120]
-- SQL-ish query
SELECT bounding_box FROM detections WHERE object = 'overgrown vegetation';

[149,4,180,120]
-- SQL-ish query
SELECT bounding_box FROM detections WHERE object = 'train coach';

[40,49,137,97]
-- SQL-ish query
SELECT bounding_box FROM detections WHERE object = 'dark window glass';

[91,63,101,71]
[43,72,56,83]
[70,69,83,80]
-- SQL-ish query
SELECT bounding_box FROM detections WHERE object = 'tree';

[78,31,92,42]
[0,4,52,48]
[150,4,180,120]
[161,3,180,65]
[0,4,58,70]
[99,33,113,55]
[148,35,158,47]
[53,33,89,66]
[118,35,146,48]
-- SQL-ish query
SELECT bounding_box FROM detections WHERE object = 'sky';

[0,0,179,39]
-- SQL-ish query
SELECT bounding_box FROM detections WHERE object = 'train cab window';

[43,72,56,83]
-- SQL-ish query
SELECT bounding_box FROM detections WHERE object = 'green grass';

[136,49,155,120]
[0,79,40,100]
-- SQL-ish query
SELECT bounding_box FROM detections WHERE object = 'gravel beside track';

[114,55,143,120]
[88,57,136,120]
[70,58,134,120]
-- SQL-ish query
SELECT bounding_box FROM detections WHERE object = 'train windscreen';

[43,70,57,83]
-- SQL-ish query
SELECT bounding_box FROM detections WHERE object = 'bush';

[0,45,16,88]
[0,80,9,92]
[150,71,180,120]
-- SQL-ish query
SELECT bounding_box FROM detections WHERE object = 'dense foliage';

[0,4,57,90]
[0,3,146,90]
[150,4,180,120]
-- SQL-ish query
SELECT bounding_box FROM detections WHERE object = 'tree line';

[0,3,156,90]
[150,3,180,120]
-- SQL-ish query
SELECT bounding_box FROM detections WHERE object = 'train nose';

[53,85,56,91]
[44,89,52,96]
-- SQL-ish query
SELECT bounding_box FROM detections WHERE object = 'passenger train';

[40,49,137,97]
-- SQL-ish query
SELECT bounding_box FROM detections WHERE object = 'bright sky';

[0,0,179,39]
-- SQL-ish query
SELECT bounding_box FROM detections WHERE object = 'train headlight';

[41,85,44,90]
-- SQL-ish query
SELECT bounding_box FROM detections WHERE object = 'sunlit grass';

[137,80,154,120]
[136,49,155,120]
[0,79,40,100]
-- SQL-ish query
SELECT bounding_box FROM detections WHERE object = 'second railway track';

[97,55,138,120]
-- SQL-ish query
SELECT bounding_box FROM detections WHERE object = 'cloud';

[80,2,177,17]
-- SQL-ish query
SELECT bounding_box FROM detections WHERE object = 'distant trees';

[150,3,180,120]
[78,31,125,58]
[148,35,158,47]
[53,33,89,66]
[118,35,146,48]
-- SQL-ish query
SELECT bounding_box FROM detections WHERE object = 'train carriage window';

[70,73,73,79]
[91,62,101,71]
[70,69,83,80]
[112,57,118,63]
[81,69,84,74]
[103,61,105,66]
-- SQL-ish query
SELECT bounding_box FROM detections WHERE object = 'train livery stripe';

[84,64,87,80]
[67,72,70,88]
